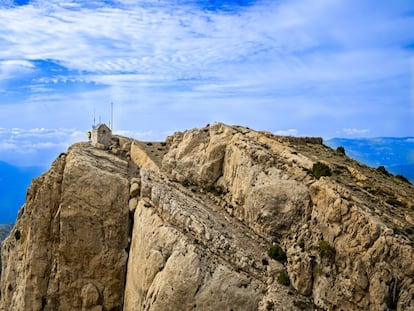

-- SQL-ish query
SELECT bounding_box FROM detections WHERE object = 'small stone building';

[92,123,112,148]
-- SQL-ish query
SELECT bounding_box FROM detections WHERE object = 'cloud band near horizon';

[0,0,414,168]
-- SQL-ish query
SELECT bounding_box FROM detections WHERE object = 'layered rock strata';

[1,123,413,311]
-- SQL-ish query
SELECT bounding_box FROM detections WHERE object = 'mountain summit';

[1,123,413,310]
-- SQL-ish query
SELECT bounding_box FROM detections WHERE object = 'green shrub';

[318,241,335,259]
[205,184,226,196]
[313,266,322,276]
[277,270,290,286]
[376,166,391,176]
[267,245,287,263]
[396,174,411,184]
[386,197,405,208]
[182,179,191,187]
[298,239,305,251]
[336,146,346,156]
[311,162,332,179]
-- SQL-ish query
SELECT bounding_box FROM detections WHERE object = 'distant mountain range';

[0,223,13,242]
[0,161,44,224]
[325,137,414,183]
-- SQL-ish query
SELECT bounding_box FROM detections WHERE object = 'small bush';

[311,162,332,179]
[268,245,287,263]
[318,241,335,259]
[396,174,411,184]
[298,239,305,251]
[386,197,405,208]
[182,179,191,187]
[205,184,226,196]
[336,146,346,156]
[277,270,290,286]
[313,266,322,276]
[376,166,391,176]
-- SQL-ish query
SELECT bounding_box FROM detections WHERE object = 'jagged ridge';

[1,123,413,311]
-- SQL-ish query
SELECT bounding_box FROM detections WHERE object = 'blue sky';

[0,0,414,167]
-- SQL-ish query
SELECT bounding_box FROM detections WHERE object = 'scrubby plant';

[312,266,322,276]
[311,162,332,179]
[336,146,346,156]
[298,239,305,251]
[277,270,290,286]
[318,240,335,259]
[386,197,405,208]
[267,244,287,263]
[182,179,191,187]
[376,166,391,176]
[395,174,411,184]
[205,184,226,196]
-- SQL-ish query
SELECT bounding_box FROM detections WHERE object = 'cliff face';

[1,123,413,311]
[0,224,13,277]
[1,146,131,311]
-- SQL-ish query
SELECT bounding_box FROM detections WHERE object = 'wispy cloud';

[342,128,371,136]
[0,0,413,166]
[274,129,298,136]
[0,127,85,166]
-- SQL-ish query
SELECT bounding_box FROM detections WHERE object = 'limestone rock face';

[1,123,413,311]
[0,144,130,311]
[161,123,414,311]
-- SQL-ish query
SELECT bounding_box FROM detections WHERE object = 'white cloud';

[0,0,413,147]
[0,127,86,166]
[0,0,408,87]
[0,59,35,82]
[114,129,154,140]
[342,128,371,136]
[274,129,298,136]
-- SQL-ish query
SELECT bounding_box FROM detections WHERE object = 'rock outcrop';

[0,224,13,278]
[1,123,413,311]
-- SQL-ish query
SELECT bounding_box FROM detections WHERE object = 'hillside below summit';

[1,123,413,311]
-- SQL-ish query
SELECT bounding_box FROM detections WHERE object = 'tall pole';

[93,107,96,128]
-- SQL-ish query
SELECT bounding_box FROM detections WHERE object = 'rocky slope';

[1,123,413,311]
[0,224,13,277]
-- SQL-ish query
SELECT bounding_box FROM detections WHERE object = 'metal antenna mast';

[93,107,96,128]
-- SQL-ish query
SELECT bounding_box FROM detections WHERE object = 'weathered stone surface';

[81,283,100,308]
[129,183,140,198]
[0,144,130,311]
[123,169,302,311]
[160,123,414,310]
[1,123,413,311]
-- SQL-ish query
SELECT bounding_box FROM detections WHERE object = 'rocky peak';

[1,123,413,311]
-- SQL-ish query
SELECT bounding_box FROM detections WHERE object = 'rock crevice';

[1,123,413,311]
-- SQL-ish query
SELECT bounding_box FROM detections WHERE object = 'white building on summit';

[92,123,112,148]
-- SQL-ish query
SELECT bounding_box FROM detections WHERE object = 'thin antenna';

[93,107,96,129]
[99,116,101,124]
